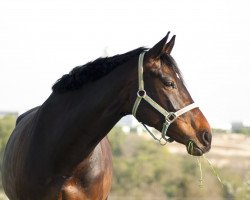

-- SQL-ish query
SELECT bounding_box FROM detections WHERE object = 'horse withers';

[2,32,212,200]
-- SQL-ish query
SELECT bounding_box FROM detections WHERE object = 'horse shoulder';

[59,137,113,200]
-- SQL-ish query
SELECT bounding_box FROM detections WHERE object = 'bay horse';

[2,33,212,200]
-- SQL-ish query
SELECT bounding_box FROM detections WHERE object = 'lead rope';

[141,123,173,145]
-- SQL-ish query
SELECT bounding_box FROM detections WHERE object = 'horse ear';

[148,32,170,58]
[164,35,176,54]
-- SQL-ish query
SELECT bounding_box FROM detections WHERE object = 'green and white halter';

[132,51,198,145]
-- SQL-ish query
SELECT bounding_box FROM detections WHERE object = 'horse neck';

[35,58,138,168]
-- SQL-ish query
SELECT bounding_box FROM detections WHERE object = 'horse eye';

[164,80,176,89]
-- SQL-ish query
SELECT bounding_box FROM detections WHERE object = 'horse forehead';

[158,64,178,77]
[159,61,183,81]
[147,57,174,70]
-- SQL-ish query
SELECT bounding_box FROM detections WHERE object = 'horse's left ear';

[148,32,170,58]
[164,35,176,54]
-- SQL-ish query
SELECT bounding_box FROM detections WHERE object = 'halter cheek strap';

[132,51,198,145]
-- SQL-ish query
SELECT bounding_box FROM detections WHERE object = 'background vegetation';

[0,115,249,199]
[108,127,250,200]
[0,115,16,193]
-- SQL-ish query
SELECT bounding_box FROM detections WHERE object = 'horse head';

[131,32,212,156]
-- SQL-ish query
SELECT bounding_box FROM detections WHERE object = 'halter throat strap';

[132,51,198,144]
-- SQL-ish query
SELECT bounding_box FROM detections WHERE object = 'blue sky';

[1,0,250,129]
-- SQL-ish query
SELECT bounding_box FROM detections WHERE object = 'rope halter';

[132,51,198,145]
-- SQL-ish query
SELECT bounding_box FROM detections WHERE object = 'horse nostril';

[202,132,212,146]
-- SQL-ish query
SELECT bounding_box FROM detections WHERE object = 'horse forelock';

[160,53,184,84]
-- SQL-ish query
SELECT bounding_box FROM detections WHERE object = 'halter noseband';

[132,51,198,145]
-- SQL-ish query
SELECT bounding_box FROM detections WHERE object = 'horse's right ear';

[147,32,170,58]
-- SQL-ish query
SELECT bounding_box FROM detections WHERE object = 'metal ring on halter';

[137,90,146,98]
[165,112,177,123]
[159,137,167,146]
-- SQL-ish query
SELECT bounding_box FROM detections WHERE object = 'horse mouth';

[186,141,204,156]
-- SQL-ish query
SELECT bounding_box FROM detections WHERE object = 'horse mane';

[52,47,147,93]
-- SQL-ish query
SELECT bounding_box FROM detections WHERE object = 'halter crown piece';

[132,51,198,145]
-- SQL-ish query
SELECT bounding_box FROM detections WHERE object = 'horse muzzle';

[187,132,212,156]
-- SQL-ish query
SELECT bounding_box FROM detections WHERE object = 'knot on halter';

[132,51,198,145]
